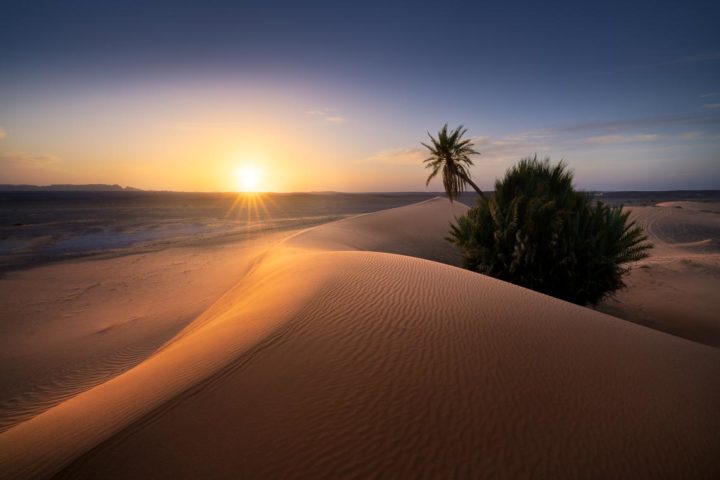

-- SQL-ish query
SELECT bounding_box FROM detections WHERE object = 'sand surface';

[0,231,292,432]
[598,201,720,346]
[1,198,719,479]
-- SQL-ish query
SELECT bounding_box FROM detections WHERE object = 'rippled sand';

[1,198,719,479]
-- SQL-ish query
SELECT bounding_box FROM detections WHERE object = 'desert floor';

[598,201,720,347]
[1,198,718,478]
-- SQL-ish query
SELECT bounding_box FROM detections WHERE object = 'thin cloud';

[306,108,347,124]
[0,151,66,185]
[673,52,720,64]
[467,131,554,163]
[367,112,720,174]
[584,134,660,145]
[700,92,719,98]
[595,52,720,76]
[703,103,720,109]
[325,116,346,124]
[677,131,703,141]
[0,151,61,167]
[365,148,426,166]
[554,112,720,133]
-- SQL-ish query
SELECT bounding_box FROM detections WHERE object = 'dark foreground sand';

[1,198,719,479]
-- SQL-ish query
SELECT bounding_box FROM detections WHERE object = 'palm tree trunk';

[464,177,486,199]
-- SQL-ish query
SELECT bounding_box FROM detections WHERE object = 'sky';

[1,0,719,192]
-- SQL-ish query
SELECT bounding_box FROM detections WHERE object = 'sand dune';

[0,232,292,433]
[599,201,720,346]
[286,197,468,264]
[1,198,719,478]
[656,200,720,214]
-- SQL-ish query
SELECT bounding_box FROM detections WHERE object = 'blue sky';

[1,0,719,191]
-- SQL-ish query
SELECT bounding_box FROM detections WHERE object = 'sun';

[235,165,263,192]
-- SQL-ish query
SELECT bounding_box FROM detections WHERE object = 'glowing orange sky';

[1,78,719,192]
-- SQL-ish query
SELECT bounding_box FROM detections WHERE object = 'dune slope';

[0,233,292,434]
[1,198,719,479]
[599,202,720,346]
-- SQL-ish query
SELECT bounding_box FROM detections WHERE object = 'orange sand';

[1,198,718,479]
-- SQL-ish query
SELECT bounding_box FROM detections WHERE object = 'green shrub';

[448,156,652,306]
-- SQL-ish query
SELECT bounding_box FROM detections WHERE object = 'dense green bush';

[448,156,652,306]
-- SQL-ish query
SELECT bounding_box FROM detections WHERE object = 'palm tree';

[422,124,484,202]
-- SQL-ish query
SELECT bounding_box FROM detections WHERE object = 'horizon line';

[2,184,720,195]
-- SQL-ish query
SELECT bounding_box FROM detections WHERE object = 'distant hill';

[0,184,142,192]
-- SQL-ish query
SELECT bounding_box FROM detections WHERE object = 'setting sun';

[235,165,263,192]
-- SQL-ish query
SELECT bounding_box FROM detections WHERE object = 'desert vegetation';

[442,154,651,305]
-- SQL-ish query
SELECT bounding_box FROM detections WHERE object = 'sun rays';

[225,162,276,225]
[225,191,277,227]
